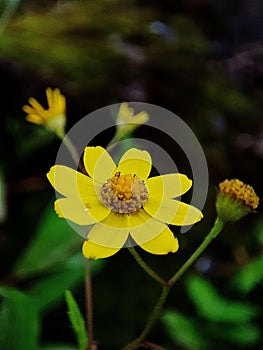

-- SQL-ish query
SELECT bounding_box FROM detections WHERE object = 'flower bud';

[216,179,259,222]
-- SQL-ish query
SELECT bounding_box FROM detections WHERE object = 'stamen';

[100,172,148,213]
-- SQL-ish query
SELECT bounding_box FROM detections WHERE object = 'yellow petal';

[138,227,179,255]
[129,210,168,245]
[114,148,152,180]
[144,198,203,226]
[54,197,110,225]
[28,97,45,112]
[47,165,96,201]
[82,240,121,259]
[87,217,129,248]
[26,114,43,124]
[146,174,192,199]
[83,146,116,183]
[101,209,158,229]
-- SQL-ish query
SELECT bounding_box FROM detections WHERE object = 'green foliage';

[163,274,261,348]
[162,310,208,349]
[65,290,88,350]
[208,322,260,346]
[13,201,83,278]
[29,253,103,313]
[0,286,39,350]
[230,255,263,294]
[186,275,258,323]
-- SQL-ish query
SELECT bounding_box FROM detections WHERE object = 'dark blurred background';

[0,1,262,349]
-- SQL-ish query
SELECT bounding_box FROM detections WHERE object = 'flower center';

[219,179,259,210]
[100,172,148,213]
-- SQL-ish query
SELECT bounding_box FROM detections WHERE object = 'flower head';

[216,179,259,222]
[112,103,149,143]
[47,147,203,259]
[23,87,66,138]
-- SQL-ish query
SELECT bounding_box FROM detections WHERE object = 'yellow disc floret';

[219,179,259,210]
[101,172,148,214]
[216,178,259,222]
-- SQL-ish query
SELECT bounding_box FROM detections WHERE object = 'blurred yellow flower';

[117,102,149,125]
[110,103,149,144]
[23,87,66,138]
[216,179,259,222]
[47,147,203,259]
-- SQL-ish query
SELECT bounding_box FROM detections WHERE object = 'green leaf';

[65,290,88,350]
[28,253,104,313]
[186,275,258,323]
[162,310,208,349]
[208,322,260,345]
[230,255,263,294]
[13,201,83,278]
[0,286,39,350]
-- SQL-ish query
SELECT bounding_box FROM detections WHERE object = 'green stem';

[85,261,97,350]
[122,286,170,350]
[60,132,94,348]
[128,247,167,286]
[168,217,225,286]
[62,134,87,175]
[124,217,225,349]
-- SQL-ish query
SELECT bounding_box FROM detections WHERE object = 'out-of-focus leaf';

[0,0,20,35]
[230,255,263,294]
[0,170,7,223]
[186,275,258,323]
[0,286,39,350]
[13,202,83,278]
[65,290,88,350]
[162,310,208,349]
[208,322,260,345]
[28,253,104,313]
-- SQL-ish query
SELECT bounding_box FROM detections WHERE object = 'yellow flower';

[216,179,259,222]
[111,103,149,144]
[117,102,149,125]
[47,147,203,259]
[23,87,66,138]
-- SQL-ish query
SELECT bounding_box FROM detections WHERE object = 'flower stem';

[122,286,170,350]
[168,217,225,286]
[124,217,225,349]
[85,260,97,350]
[128,247,167,286]
[61,134,87,175]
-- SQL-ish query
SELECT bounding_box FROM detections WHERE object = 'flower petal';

[84,146,116,183]
[146,174,192,199]
[54,197,110,225]
[114,148,152,180]
[144,198,203,226]
[28,97,45,112]
[26,114,43,124]
[138,227,179,255]
[129,210,168,245]
[47,165,96,201]
[87,215,129,248]
[82,240,121,259]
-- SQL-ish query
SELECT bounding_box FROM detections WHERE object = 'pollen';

[219,179,259,210]
[100,172,149,213]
